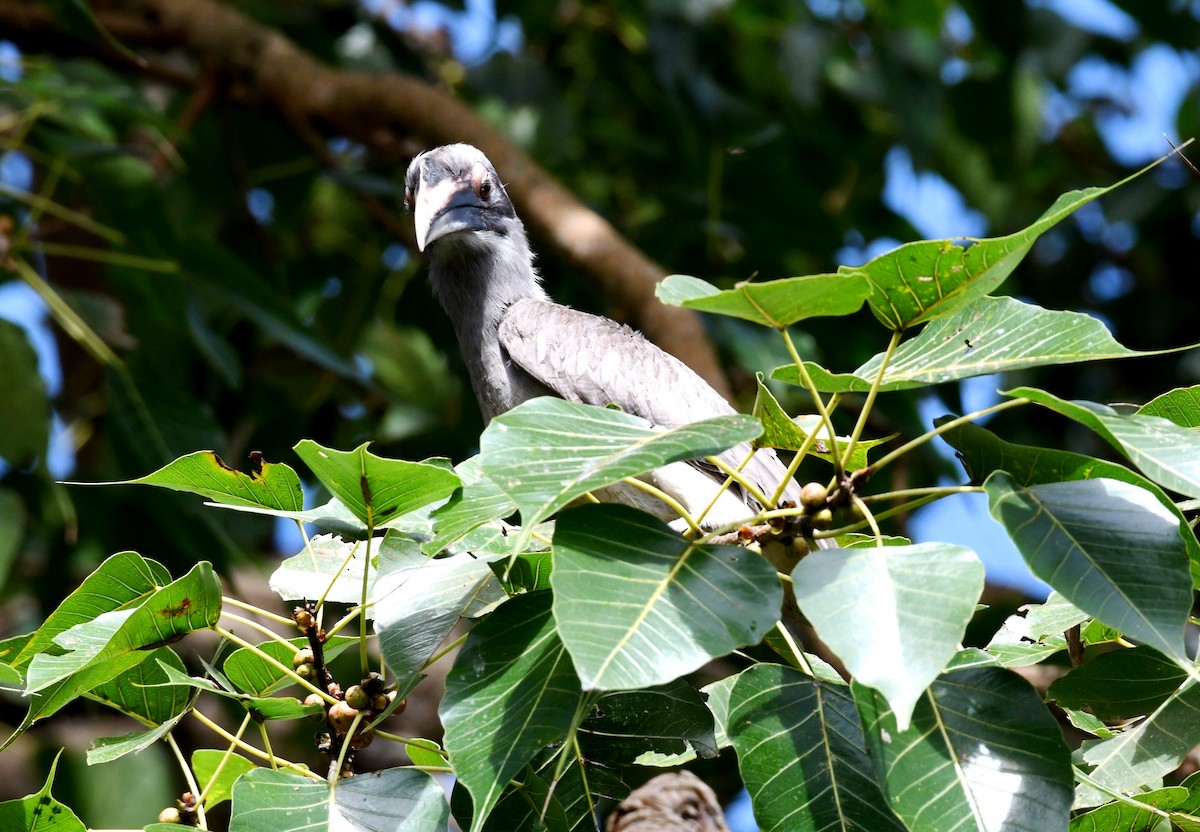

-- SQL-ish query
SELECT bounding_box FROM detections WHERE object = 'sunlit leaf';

[851,157,1169,330]
[293,440,460,528]
[942,419,1200,587]
[1139,385,1200,427]
[478,397,760,535]
[192,750,257,809]
[856,666,1073,831]
[268,533,378,604]
[792,542,984,730]
[372,533,504,699]
[772,296,1179,392]
[752,377,892,468]
[656,272,871,327]
[11,550,170,670]
[1013,386,1200,500]
[229,767,448,831]
[551,504,780,690]
[985,473,1191,666]
[70,450,304,512]
[0,751,85,832]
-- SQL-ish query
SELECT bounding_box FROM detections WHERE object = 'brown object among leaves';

[605,771,730,832]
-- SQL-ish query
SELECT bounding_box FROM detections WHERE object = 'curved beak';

[413,174,487,251]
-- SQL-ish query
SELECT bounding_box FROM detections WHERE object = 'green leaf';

[25,562,222,694]
[221,636,355,697]
[772,296,1179,392]
[1081,676,1200,799]
[985,472,1191,666]
[293,440,461,528]
[656,272,871,327]
[87,647,190,725]
[440,593,582,832]
[372,533,504,698]
[12,550,171,670]
[478,397,760,536]
[0,320,50,467]
[192,749,257,809]
[229,767,448,832]
[985,593,1086,666]
[403,738,447,770]
[751,377,892,468]
[856,665,1073,831]
[268,533,378,604]
[579,681,717,765]
[425,456,517,556]
[150,660,324,721]
[853,158,1167,330]
[792,542,984,731]
[551,504,781,690]
[70,450,304,512]
[1139,385,1200,427]
[1048,646,1188,721]
[86,694,192,764]
[0,751,85,832]
[726,663,905,832]
[1069,773,1200,832]
[1012,386,1200,500]
[941,420,1200,587]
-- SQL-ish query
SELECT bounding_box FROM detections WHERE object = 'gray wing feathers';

[499,298,801,511]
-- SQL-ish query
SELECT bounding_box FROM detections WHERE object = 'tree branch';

[0,0,730,395]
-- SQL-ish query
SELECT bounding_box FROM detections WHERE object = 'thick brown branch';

[0,0,730,395]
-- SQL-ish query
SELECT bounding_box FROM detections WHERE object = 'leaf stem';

[196,714,251,805]
[852,494,883,547]
[769,394,843,508]
[772,622,814,676]
[780,327,842,480]
[620,476,702,536]
[191,709,318,777]
[165,732,208,829]
[861,485,984,502]
[212,624,335,704]
[841,330,902,471]
[424,633,468,669]
[695,447,756,527]
[814,494,944,539]
[868,398,1030,474]
[360,534,374,679]
[705,454,772,510]
[219,609,297,651]
[222,596,295,627]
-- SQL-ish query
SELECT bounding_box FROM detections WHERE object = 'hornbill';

[404,144,808,535]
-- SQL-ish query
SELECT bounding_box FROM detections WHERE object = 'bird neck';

[427,230,548,420]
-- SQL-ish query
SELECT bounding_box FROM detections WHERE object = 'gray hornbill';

[404,143,806,533]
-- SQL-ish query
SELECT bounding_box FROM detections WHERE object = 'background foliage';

[1,0,1199,829]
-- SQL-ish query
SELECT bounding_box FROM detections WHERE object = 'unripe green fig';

[799,482,828,510]
[293,648,314,669]
[345,684,371,710]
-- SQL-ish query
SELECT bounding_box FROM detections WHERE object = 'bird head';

[404,144,518,252]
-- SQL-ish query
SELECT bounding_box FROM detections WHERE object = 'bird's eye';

[478,178,492,199]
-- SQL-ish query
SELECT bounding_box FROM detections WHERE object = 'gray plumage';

[406,143,801,528]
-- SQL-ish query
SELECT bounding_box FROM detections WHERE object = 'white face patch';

[414,176,465,251]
